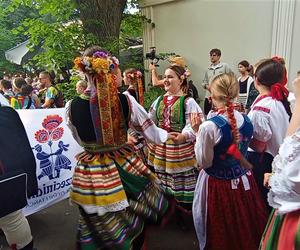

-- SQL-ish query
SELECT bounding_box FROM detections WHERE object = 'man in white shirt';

[202,48,232,115]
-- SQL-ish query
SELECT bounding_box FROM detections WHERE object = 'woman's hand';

[190,113,202,133]
[263,173,272,188]
[149,63,156,72]
[169,132,187,144]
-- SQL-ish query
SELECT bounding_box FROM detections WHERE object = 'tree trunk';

[76,0,127,54]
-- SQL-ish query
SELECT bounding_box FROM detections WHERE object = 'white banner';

[16,108,82,216]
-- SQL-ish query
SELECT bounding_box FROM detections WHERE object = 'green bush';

[144,86,165,111]
[56,75,81,102]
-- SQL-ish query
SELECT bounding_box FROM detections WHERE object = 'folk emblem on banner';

[32,115,72,180]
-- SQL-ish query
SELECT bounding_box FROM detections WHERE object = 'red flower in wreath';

[42,115,63,132]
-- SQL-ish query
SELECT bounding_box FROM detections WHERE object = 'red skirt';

[205,172,268,250]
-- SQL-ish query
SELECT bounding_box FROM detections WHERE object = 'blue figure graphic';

[53,141,71,178]
[33,144,54,180]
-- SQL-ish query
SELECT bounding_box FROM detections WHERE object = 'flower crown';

[126,70,142,79]
[180,69,191,80]
[74,50,119,74]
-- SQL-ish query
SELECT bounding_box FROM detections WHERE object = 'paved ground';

[0,200,198,250]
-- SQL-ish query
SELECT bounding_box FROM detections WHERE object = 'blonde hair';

[210,73,252,169]
[210,73,239,101]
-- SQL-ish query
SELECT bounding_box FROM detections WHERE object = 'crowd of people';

[0,45,300,250]
[0,71,65,110]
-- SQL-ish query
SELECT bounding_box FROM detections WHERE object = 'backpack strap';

[25,97,32,109]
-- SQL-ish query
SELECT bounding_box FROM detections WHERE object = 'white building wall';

[290,1,300,83]
[142,0,299,101]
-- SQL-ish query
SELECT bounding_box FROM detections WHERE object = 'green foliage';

[5,0,83,71]
[1,0,144,73]
[120,13,142,42]
[144,87,165,111]
[0,0,31,74]
[56,74,80,102]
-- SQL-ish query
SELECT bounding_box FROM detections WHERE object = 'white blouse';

[149,96,203,142]
[248,96,289,157]
[268,128,300,214]
[194,110,246,169]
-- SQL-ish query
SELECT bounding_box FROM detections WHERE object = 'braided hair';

[124,68,144,106]
[210,73,252,169]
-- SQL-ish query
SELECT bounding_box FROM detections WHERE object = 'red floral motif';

[100,99,107,108]
[42,115,63,131]
[102,120,109,129]
[51,127,64,141]
[35,129,49,143]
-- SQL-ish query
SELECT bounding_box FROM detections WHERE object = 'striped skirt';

[260,209,300,250]
[70,145,168,250]
[148,140,198,206]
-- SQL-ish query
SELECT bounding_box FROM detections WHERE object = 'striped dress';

[148,95,203,208]
[66,94,169,250]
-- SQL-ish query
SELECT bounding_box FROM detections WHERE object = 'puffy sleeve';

[194,120,221,169]
[268,129,300,214]
[182,97,204,142]
[248,109,272,142]
[127,95,168,144]
[65,100,83,146]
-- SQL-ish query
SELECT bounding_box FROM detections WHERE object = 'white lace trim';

[268,129,300,214]
[78,200,129,216]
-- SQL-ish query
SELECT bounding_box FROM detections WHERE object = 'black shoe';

[19,240,34,250]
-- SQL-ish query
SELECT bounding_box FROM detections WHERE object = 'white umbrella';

[5,40,30,65]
